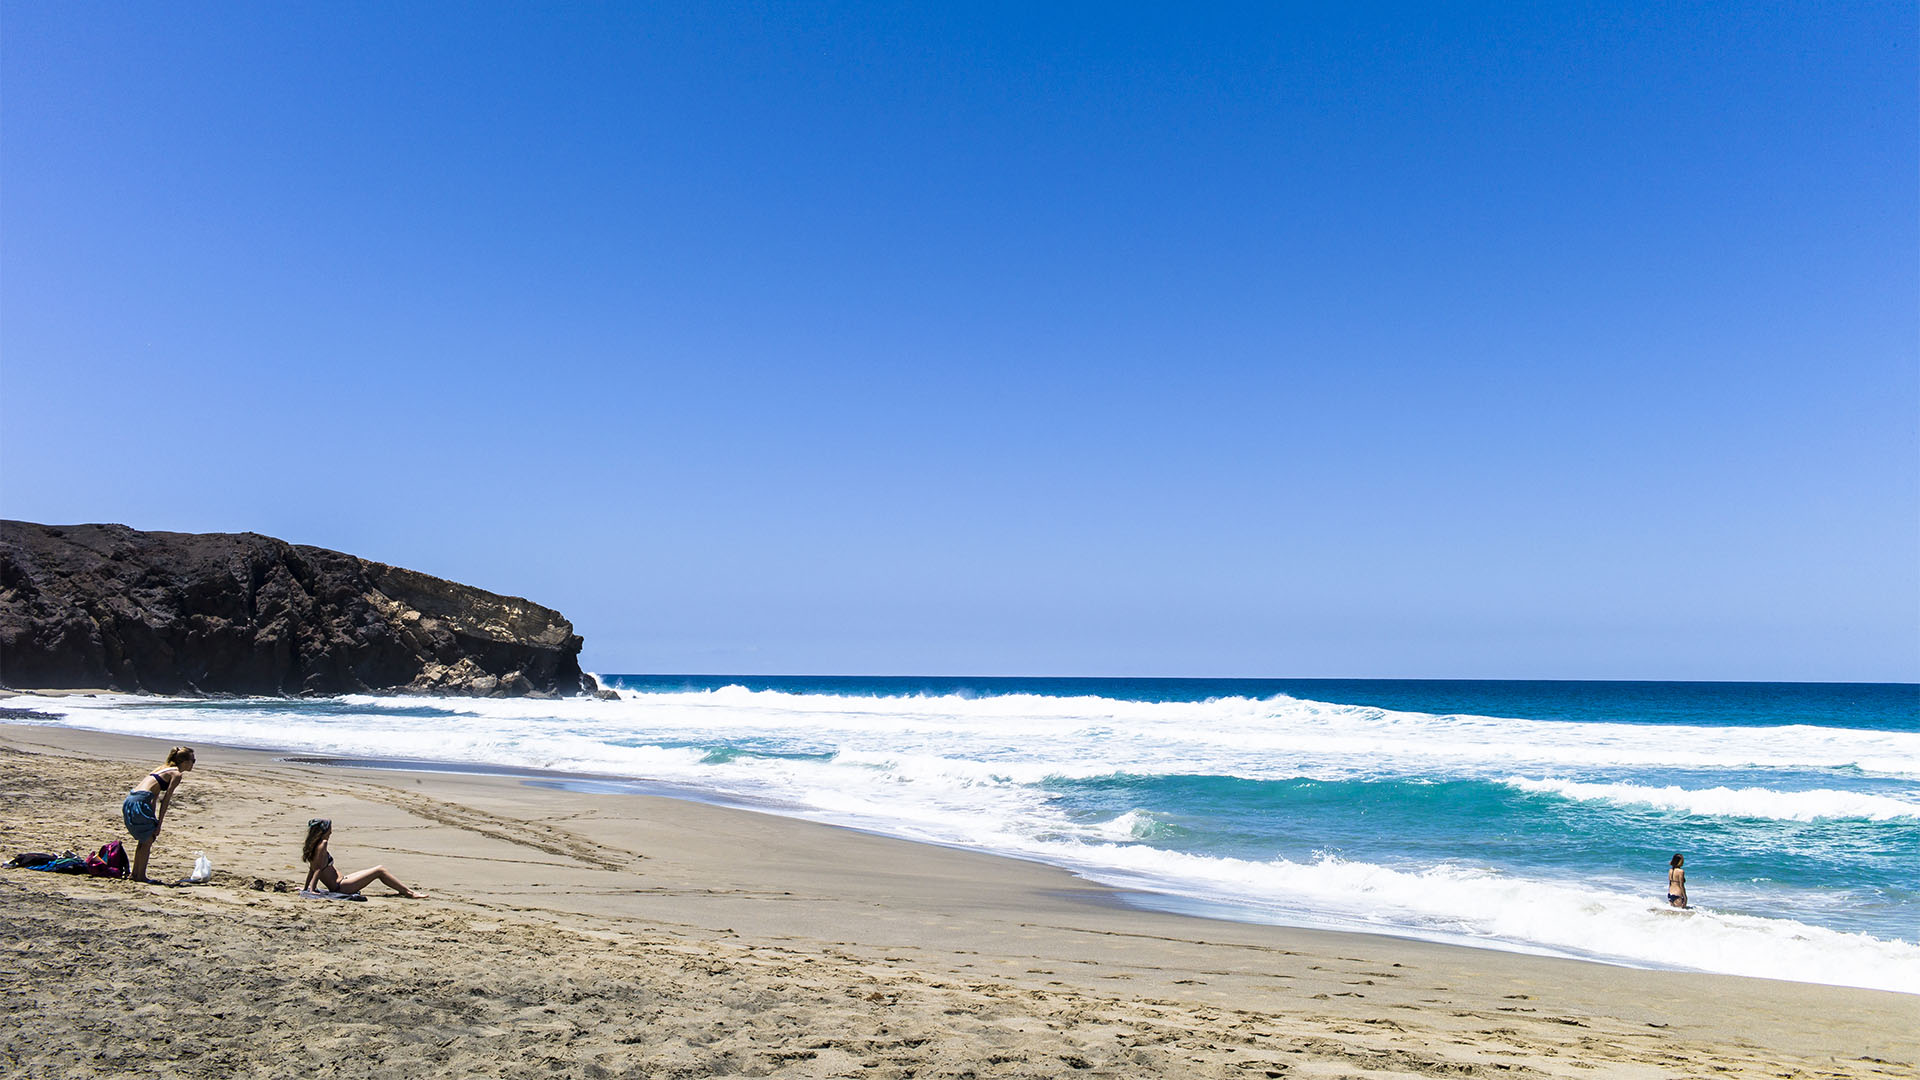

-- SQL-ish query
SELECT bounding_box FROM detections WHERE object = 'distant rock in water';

[0,521,598,698]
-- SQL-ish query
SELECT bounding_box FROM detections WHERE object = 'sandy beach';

[1,719,1912,1079]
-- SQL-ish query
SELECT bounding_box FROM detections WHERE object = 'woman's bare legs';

[331,865,427,898]
[129,837,155,883]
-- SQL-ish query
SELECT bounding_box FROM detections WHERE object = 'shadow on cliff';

[0,521,600,698]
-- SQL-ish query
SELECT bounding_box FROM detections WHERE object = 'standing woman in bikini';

[123,746,194,883]
[302,819,427,898]
[1667,853,1689,908]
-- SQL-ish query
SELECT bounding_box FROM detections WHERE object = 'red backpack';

[84,840,130,879]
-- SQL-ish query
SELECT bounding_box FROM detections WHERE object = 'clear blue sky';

[3,3,1915,680]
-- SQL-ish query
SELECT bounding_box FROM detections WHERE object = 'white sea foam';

[1091,809,1167,842]
[306,684,1920,779]
[17,689,1920,994]
[1502,777,1920,822]
[1009,846,1920,995]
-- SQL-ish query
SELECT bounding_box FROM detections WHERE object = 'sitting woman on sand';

[1667,853,1688,908]
[123,746,194,883]
[302,819,427,898]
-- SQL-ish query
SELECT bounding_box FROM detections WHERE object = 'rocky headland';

[0,521,599,697]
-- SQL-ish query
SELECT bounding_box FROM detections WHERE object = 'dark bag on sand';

[83,841,129,879]
[4,852,59,868]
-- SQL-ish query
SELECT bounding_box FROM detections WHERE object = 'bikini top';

[149,771,172,792]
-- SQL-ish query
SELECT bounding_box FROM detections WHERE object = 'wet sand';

[1,721,1913,1078]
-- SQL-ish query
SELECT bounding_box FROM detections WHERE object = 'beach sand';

[1,720,1912,1078]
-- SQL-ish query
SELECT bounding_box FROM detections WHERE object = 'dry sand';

[0,720,1913,1079]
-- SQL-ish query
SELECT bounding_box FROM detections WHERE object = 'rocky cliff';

[0,521,597,697]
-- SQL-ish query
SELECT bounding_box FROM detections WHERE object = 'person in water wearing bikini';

[302,819,427,898]
[1667,853,1689,908]
[123,747,194,883]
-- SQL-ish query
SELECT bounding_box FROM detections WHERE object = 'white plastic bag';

[190,852,212,883]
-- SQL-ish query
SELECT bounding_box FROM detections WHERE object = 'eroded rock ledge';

[0,521,598,698]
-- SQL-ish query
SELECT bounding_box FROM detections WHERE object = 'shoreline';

[4,698,1914,990]
[2,720,1915,1076]
[269,753,1703,977]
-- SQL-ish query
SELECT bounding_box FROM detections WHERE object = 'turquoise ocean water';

[23,677,1919,993]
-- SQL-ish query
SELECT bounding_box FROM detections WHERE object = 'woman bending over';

[123,747,194,883]
[302,819,427,898]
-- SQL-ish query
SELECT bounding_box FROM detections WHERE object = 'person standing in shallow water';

[123,746,194,883]
[1667,853,1689,908]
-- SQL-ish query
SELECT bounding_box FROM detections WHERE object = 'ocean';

[20,677,1919,994]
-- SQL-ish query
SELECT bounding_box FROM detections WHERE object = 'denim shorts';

[122,790,160,842]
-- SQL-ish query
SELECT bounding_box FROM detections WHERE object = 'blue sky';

[3,3,1915,680]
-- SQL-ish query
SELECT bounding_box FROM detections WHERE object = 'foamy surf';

[1010,845,1920,994]
[14,678,1918,994]
[1501,776,1920,822]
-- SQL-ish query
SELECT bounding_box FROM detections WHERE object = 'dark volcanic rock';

[0,521,596,697]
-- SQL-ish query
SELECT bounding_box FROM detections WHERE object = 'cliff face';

[0,521,596,697]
